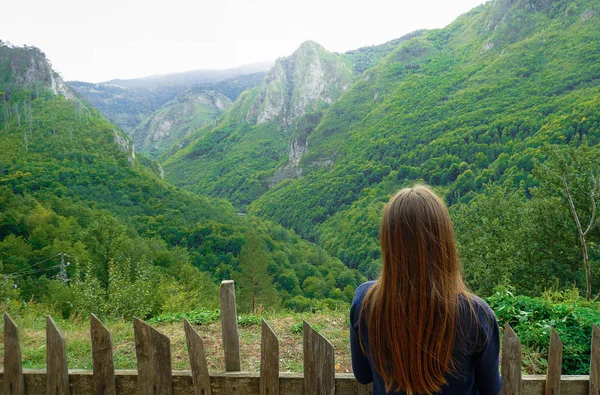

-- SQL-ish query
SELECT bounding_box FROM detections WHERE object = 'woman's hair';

[359,184,469,394]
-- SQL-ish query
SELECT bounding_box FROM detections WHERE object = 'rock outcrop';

[0,41,76,100]
[246,41,352,128]
[132,89,232,157]
[113,130,136,167]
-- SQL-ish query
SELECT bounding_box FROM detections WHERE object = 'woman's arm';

[350,289,373,384]
[473,302,502,394]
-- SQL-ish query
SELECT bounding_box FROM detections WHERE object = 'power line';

[5,253,70,280]
[8,264,62,278]
[7,253,60,276]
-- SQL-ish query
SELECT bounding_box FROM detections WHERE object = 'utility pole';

[57,253,70,284]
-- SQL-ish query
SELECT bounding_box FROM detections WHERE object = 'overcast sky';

[2,0,488,83]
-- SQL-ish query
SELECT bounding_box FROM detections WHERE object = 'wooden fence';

[1,280,599,394]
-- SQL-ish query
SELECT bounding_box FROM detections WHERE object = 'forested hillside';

[161,41,354,207]
[251,0,600,295]
[159,0,600,298]
[0,42,364,319]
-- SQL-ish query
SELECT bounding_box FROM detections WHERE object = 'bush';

[487,286,600,374]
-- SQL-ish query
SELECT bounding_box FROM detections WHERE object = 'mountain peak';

[0,42,76,100]
[246,41,352,127]
[295,40,325,53]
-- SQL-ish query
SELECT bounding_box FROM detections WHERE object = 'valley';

[1,0,599,377]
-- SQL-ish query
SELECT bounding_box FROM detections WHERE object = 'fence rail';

[1,280,599,395]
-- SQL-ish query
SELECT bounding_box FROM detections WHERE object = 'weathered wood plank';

[356,382,373,395]
[303,321,315,395]
[303,321,335,395]
[260,319,279,395]
[591,324,600,395]
[0,371,592,395]
[4,313,25,395]
[46,315,70,395]
[133,318,173,395]
[545,328,562,395]
[184,318,212,395]
[220,280,241,371]
[90,314,115,395]
[501,324,522,395]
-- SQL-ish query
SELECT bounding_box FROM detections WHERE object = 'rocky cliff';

[0,41,76,100]
[246,41,352,128]
[162,41,355,207]
[132,88,232,157]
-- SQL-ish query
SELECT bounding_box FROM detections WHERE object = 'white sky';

[1,0,488,83]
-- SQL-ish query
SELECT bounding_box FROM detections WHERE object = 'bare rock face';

[580,9,595,21]
[132,89,232,157]
[113,130,136,167]
[0,42,77,100]
[246,41,352,128]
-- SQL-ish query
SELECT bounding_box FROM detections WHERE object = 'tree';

[83,214,128,288]
[233,232,279,313]
[535,143,600,300]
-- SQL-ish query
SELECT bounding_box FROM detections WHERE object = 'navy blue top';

[350,281,502,395]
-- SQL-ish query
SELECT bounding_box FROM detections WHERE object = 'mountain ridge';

[161,40,355,207]
[0,43,364,317]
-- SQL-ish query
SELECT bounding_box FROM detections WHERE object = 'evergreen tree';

[233,232,279,313]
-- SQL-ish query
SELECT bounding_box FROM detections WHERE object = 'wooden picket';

[220,279,241,372]
[133,318,172,395]
[3,313,24,395]
[0,282,598,395]
[501,323,522,395]
[90,314,116,395]
[303,321,335,395]
[260,319,279,395]
[591,324,600,395]
[546,328,563,395]
[46,315,70,395]
[184,318,212,395]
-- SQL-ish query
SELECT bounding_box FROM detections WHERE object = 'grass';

[0,307,353,374]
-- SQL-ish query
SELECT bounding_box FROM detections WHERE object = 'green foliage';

[0,66,361,317]
[291,321,322,334]
[240,0,600,295]
[148,309,261,327]
[342,30,426,74]
[488,286,600,374]
[237,314,262,327]
[148,309,220,325]
[233,231,279,313]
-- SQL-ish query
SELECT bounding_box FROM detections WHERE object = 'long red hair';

[360,185,470,394]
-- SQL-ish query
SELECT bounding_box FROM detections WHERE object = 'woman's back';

[349,186,501,394]
[350,281,502,395]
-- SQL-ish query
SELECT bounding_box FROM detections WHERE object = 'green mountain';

[0,42,363,318]
[162,41,354,207]
[131,72,266,157]
[68,63,270,135]
[131,89,232,157]
[341,30,426,74]
[67,80,181,134]
[250,0,600,285]
[160,0,600,296]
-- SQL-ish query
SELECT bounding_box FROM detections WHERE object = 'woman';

[350,185,502,395]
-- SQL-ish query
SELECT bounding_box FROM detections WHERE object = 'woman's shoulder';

[460,293,496,318]
[352,281,377,303]
[350,281,377,322]
[458,293,499,338]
